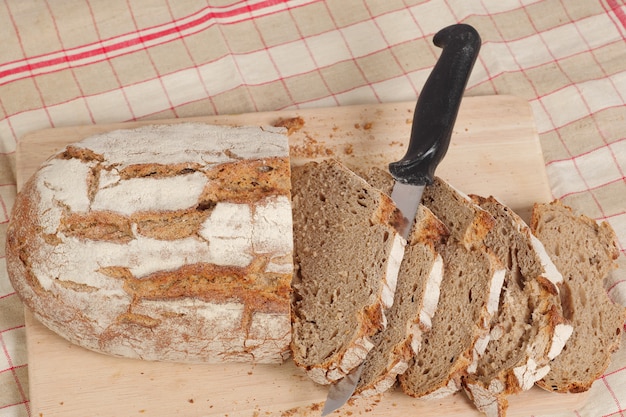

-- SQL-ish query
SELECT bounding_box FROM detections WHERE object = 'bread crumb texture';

[462,195,571,417]
[289,159,405,384]
[6,123,294,363]
[530,200,625,393]
[399,177,505,399]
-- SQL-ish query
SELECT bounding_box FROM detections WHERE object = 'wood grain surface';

[17,95,589,416]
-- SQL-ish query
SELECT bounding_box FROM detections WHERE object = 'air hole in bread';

[559,282,574,321]
[578,287,587,308]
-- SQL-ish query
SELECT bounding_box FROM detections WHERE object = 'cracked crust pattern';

[6,123,294,364]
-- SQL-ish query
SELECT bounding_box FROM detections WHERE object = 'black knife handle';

[389,23,481,185]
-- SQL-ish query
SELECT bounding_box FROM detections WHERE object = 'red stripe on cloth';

[0,0,319,85]
[604,361,626,378]
[607,279,626,297]
[164,0,218,115]
[84,0,136,120]
[322,1,382,103]
[0,399,29,412]
[546,136,626,166]
[0,292,17,301]
[606,0,626,30]
[0,332,30,416]
[3,2,55,129]
[601,376,625,416]
[554,178,626,202]
[284,7,339,106]
[43,0,97,125]
[126,0,179,118]
[516,3,618,219]
[0,324,26,335]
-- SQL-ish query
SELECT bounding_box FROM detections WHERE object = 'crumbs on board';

[273,116,305,135]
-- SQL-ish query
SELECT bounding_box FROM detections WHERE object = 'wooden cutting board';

[17,95,589,417]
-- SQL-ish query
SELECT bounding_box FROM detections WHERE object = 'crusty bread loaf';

[399,177,506,399]
[530,200,626,393]
[289,159,406,384]
[462,195,573,417]
[355,205,448,396]
[6,123,294,363]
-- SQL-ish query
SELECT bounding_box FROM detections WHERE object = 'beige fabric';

[1,1,625,416]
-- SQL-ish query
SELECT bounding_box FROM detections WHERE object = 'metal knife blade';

[321,23,481,416]
[320,362,364,416]
[390,182,425,240]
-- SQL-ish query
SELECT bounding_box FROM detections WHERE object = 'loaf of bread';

[530,200,626,393]
[289,159,406,384]
[8,124,625,413]
[462,195,573,417]
[6,123,294,363]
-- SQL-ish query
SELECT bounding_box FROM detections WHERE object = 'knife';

[321,23,481,416]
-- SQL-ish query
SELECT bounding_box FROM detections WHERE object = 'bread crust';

[6,123,294,363]
[530,200,625,393]
[354,206,448,397]
[461,195,573,417]
[399,178,506,400]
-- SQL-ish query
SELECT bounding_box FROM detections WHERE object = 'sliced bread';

[419,177,494,248]
[289,159,406,384]
[354,204,448,396]
[347,166,449,396]
[398,177,506,399]
[530,200,626,393]
[462,195,573,417]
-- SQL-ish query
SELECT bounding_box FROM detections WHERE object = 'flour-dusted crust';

[6,123,294,364]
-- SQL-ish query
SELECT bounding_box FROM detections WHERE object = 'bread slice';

[354,205,448,396]
[462,195,573,417]
[289,159,406,384]
[530,200,626,393]
[399,177,506,399]
[420,177,494,248]
[345,166,449,396]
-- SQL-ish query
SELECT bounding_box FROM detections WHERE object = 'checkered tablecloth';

[1,1,625,416]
